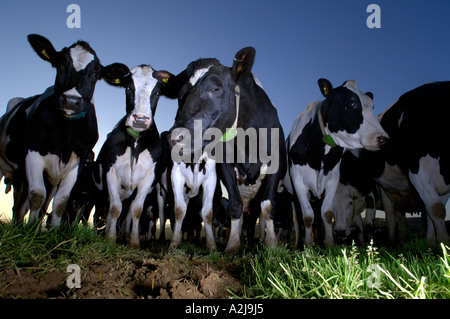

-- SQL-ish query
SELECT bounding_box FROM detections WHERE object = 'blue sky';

[0,0,449,218]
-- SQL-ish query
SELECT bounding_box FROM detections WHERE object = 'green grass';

[1,219,449,299]
[0,220,154,274]
[241,240,450,299]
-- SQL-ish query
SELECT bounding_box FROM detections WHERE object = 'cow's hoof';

[224,241,240,254]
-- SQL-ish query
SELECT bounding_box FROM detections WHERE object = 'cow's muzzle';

[131,114,151,129]
[335,230,352,245]
[59,94,85,118]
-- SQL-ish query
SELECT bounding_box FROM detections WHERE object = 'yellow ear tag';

[323,86,329,95]
[162,78,169,84]
[114,78,121,84]
[41,49,50,60]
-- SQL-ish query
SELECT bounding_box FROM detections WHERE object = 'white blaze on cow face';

[126,66,158,131]
[70,45,95,72]
[334,80,388,151]
[189,66,213,86]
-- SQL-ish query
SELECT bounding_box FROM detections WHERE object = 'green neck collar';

[66,111,86,121]
[126,127,144,139]
[220,85,240,142]
[322,134,337,147]
[221,128,238,142]
[317,106,337,148]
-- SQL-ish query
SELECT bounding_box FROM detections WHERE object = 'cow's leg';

[396,211,408,243]
[13,179,29,225]
[105,170,122,242]
[321,175,340,247]
[261,199,276,247]
[283,173,303,247]
[363,195,376,243]
[47,183,63,228]
[156,184,166,242]
[292,201,302,248]
[219,163,243,253]
[201,172,217,250]
[129,181,154,249]
[25,152,46,225]
[169,168,187,249]
[291,175,314,246]
[106,199,121,242]
[128,199,144,249]
[261,175,281,248]
[259,211,266,242]
[379,188,397,245]
[354,214,364,244]
[409,168,450,245]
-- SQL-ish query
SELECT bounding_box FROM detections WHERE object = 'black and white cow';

[167,142,219,250]
[333,150,379,244]
[167,47,287,252]
[96,64,171,248]
[336,82,450,246]
[286,79,388,247]
[333,148,418,245]
[0,34,111,227]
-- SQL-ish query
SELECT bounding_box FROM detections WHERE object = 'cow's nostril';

[377,136,388,146]
[167,133,184,148]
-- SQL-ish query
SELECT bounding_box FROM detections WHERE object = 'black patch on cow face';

[28,35,102,118]
[170,59,238,152]
[54,42,102,116]
[321,85,364,135]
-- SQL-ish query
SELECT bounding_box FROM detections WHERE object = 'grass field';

[1,219,449,299]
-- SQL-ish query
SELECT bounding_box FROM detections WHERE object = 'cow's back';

[379,81,450,180]
[0,94,42,176]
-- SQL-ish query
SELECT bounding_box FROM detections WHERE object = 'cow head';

[28,34,104,119]
[333,182,360,244]
[317,78,388,151]
[167,47,256,158]
[102,63,172,134]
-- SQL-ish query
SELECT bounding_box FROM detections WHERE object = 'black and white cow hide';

[286,79,388,247]
[95,64,171,248]
[343,82,450,246]
[167,47,287,252]
[0,34,115,227]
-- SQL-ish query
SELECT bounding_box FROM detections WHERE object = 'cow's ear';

[153,70,173,85]
[231,47,256,81]
[365,92,374,100]
[318,78,334,97]
[154,70,181,99]
[28,34,58,65]
[101,63,130,87]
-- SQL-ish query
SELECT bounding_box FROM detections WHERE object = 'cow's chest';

[27,151,79,186]
[293,161,341,199]
[235,169,265,203]
[113,147,156,193]
[171,160,216,202]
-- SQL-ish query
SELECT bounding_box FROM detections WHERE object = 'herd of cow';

[0,35,449,253]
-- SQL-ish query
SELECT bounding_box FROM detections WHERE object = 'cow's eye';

[208,87,222,94]
[345,98,356,109]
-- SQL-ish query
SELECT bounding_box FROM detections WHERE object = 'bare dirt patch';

[0,254,243,299]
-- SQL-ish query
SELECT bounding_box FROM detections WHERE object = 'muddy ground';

[0,254,243,299]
